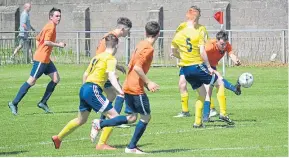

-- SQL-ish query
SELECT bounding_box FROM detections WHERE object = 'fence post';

[76,32,80,64]
[281,30,285,63]
[125,34,130,65]
[228,30,232,67]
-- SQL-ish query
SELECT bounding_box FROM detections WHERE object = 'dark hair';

[117,17,132,28]
[190,5,201,14]
[216,31,228,41]
[105,34,119,48]
[145,21,160,38]
[49,7,61,18]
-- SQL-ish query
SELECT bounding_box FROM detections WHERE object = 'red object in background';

[214,11,224,24]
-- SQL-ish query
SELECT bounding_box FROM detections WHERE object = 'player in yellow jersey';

[172,16,208,118]
[51,34,135,149]
[171,6,215,127]
[172,6,241,127]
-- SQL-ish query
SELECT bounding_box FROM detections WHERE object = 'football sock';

[40,81,57,104]
[58,119,80,141]
[203,101,211,120]
[222,79,237,93]
[195,96,205,125]
[12,82,31,105]
[97,127,113,145]
[217,85,227,116]
[128,120,148,149]
[100,116,128,128]
[181,92,189,112]
[114,95,124,114]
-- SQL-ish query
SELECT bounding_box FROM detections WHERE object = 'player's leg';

[52,110,90,149]
[208,66,217,117]
[38,61,59,113]
[52,84,95,149]
[174,68,190,117]
[99,84,116,120]
[8,61,44,115]
[216,81,234,125]
[95,94,136,150]
[221,77,241,95]
[202,84,213,122]
[209,85,218,118]
[125,93,150,154]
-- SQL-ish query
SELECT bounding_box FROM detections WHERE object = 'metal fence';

[0,29,287,66]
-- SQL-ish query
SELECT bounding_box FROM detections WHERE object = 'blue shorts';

[183,64,218,90]
[124,93,151,115]
[30,61,57,79]
[79,82,113,113]
[180,66,216,76]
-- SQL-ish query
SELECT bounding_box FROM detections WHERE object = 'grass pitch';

[0,64,287,157]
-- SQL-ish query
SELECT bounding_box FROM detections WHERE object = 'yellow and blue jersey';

[85,52,117,90]
[171,24,208,66]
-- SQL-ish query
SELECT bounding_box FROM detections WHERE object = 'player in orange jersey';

[204,30,241,124]
[8,7,66,115]
[95,17,132,114]
[92,21,160,154]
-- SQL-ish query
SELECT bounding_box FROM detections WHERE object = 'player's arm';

[199,27,215,74]
[133,49,159,92]
[44,29,66,48]
[82,58,95,84]
[82,72,88,84]
[133,66,159,92]
[107,59,124,95]
[226,43,241,66]
[170,46,181,59]
[170,36,181,59]
[228,52,241,66]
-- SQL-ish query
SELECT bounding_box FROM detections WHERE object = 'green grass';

[0,65,287,157]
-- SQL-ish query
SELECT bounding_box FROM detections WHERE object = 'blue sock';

[128,121,148,149]
[40,81,57,104]
[203,101,210,120]
[100,115,128,128]
[222,79,237,92]
[114,95,124,114]
[12,82,31,106]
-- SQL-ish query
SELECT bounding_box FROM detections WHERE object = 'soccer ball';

[238,72,254,88]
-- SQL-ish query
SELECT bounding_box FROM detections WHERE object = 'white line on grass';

[73,145,288,157]
[0,123,260,150]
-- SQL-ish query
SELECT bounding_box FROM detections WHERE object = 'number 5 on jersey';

[186,38,192,52]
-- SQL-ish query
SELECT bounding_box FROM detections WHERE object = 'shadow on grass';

[205,124,235,128]
[0,150,28,155]
[113,143,153,149]
[24,110,78,116]
[149,148,191,154]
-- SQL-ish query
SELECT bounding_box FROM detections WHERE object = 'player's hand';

[58,42,66,48]
[119,90,124,96]
[235,59,241,66]
[116,65,126,74]
[146,81,159,92]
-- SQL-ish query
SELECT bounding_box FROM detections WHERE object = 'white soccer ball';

[238,72,254,88]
